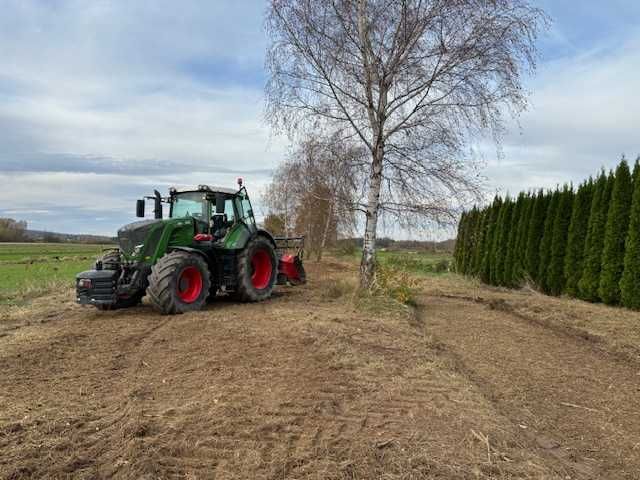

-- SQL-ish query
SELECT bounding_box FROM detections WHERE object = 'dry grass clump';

[323,278,356,299]
[370,263,420,306]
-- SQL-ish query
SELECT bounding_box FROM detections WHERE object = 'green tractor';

[76,180,305,314]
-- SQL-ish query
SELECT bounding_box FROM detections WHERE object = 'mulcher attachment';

[275,236,306,286]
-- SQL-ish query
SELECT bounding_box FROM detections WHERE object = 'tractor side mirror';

[215,193,226,214]
[136,199,145,218]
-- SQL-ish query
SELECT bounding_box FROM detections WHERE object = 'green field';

[0,243,452,306]
[0,243,110,305]
[376,250,452,275]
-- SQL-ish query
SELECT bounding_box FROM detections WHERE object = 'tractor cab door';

[236,188,257,233]
[218,189,258,250]
[210,194,236,241]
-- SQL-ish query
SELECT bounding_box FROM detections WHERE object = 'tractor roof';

[170,185,238,195]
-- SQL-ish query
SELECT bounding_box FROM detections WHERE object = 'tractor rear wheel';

[147,251,211,315]
[235,236,277,302]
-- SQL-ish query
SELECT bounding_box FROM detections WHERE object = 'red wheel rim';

[251,249,272,290]
[177,266,203,303]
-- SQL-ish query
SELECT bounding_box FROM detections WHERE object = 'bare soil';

[1,261,639,479]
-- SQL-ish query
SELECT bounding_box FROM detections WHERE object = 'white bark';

[360,143,384,287]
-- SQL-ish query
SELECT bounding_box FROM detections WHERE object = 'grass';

[332,248,453,307]
[0,243,109,305]
[0,243,451,307]
[337,248,453,276]
[376,250,452,276]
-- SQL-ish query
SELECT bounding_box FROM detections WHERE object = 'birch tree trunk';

[360,141,384,288]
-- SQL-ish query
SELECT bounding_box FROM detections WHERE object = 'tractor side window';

[224,199,235,224]
[240,196,256,227]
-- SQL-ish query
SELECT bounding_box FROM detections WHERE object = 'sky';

[0,1,639,237]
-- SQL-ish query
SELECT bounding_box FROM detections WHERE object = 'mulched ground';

[2,261,637,479]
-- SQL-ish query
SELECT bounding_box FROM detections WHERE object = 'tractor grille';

[77,278,116,299]
[76,269,118,305]
[117,220,160,255]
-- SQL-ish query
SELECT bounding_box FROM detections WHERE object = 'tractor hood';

[117,219,164,255]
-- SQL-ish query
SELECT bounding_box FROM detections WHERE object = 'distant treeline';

[338,237,455,253]
[453,158,640,310]
[0,218,116,244]
[0,218,28,242]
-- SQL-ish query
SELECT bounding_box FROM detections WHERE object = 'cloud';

[485,29,640,197]
[1,1,640,239]
[0,0,286,234]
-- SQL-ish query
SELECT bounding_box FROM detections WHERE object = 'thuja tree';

[538,189,560,293]
[563,179,594,297]
[454,212,468,273]
[456,209,476,274]
[511,192,533,284]
[481,197,503,284]
[471,210,488,276]
[463,209,482,275]
[579,171,614,301]
[525,190,548,282]
[547,185,574,296]
[621,160,640,309]
[492,198,514,286]
[504,193,525,287]
[599,160,633,305]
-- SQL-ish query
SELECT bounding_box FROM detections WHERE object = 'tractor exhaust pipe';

[153,190,163,219]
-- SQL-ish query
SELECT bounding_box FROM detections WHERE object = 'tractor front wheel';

[147,251,211,314]
[235,236,277,302]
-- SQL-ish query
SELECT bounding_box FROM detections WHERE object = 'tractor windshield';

[171,192,207,220]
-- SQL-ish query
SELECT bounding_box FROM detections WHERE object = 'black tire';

[235,236,277,302]
[147,251,211,315]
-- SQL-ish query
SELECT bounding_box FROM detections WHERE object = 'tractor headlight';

[78,278,92,289]
[133,244,144,257]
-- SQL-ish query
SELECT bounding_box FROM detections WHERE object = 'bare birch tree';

[292,132,363,260]
[262,161,299,237]
[263,131,363,260]
[265,0,547,288]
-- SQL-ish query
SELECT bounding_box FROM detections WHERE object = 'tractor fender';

[255,229,277,248]
[167,246,209,263]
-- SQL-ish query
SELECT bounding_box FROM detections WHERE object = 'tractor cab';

[167,185,255,243]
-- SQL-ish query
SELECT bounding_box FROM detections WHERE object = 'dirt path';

[421,294,640,479]
[3,261,639,479]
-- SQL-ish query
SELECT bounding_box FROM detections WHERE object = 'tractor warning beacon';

[76,181,305,314]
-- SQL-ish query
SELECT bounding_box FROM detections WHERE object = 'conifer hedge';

[453,157,640,309]
[621,161,640,309]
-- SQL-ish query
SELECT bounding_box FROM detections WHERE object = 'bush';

[335,239,358,257]
[372,263,419,305]
[433,259,450,273]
